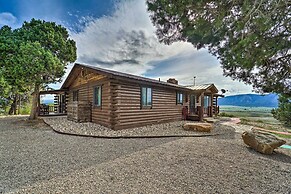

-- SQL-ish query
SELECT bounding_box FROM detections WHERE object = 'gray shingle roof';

[186,84,218,93]
[62,63,191,91]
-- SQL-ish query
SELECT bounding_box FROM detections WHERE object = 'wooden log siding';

[67,71,189,129]
[68,77,113,128]
[113,82,189,130]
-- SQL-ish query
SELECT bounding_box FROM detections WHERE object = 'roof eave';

[61,63,192,91]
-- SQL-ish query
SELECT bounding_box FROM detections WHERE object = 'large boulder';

[242,131,286,154]
[183,123,213,132]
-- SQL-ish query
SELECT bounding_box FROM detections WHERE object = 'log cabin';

[38,63,223,130]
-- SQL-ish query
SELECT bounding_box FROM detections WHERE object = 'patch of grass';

[218,112,235,117]
[240,117,291,135]
[0,103,31,115]
[274,133,291,139]
[20,105,31,115]
[219,106,273,117]
[219,106,291,140]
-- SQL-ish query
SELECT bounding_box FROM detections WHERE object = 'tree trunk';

[8,95,17,115]
[29,84,40,120]
[18,95,21,115]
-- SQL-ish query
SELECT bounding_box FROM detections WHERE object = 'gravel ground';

[1,116,291,194]
[0,116,178,193]
[43,117,234,137]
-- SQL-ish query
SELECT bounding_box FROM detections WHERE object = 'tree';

[147,0,290,95]
[272,94,291,126]
[0,25,28,114]
[0,71,11,112]
[0,19,77,119]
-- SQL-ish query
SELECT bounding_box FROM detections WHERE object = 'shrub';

[219,112,235,117]
[272,94,291,126]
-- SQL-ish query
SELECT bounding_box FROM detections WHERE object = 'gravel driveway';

[1,116,291,194]
[0,116,178,193]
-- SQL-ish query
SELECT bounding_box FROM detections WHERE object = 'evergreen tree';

[272,95,291,126]
[147,0,290,95]
[0,19,77,118]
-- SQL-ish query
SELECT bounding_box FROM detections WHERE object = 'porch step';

[187,115,200,121]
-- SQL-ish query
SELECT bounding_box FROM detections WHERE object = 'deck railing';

[39,104,66,115]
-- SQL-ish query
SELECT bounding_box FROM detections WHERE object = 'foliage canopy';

[147,0,290,95]
[0,19,77,118]
[272,94,291,126]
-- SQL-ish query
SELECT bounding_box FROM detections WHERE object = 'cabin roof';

[185,84,219,93]
[61,63,191,91]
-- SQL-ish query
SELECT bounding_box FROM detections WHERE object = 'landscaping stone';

[43,117,228,137]
[183,123,213,132]
[241,131,286,154]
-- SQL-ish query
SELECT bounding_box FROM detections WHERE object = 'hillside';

[218,93,278,107]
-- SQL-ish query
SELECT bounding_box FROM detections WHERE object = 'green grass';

[239,117,291,139]
[219,106,273,117]
[275,133,291,139]
[219,106,291,139]
[0,103,31,115]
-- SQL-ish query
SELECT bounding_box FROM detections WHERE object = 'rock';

[183,123,213,132]
[241,131,286,154]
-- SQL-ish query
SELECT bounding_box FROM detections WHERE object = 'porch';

[38,89,68,116]
[186,105,221,121]
[185,85,223,121]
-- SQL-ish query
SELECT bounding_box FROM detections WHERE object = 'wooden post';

[198,106,203,121]
[215,96,219,115]
[200,92,204,118]
[210,94,213,117]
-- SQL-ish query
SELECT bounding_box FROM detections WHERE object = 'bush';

[21,105,31,115]
[272,94,291,126]
[219,112,235,117]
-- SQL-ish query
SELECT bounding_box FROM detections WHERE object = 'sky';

[0,0,254,96]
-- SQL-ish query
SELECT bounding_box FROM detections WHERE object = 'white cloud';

[0,12,17,26]
[147,49,253,95]
[71,0,193,75]
[65,0,253,95]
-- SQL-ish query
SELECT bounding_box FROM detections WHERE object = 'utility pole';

[193,76,196,86]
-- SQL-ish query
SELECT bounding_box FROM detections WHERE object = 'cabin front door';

[189,94,196,114]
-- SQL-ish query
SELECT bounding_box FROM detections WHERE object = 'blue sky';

[0,0,253,95]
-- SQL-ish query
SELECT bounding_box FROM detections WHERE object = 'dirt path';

[220,117,253,134]
[253,127,291,136]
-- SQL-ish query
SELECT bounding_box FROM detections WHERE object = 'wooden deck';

[39,104,67,116]
[39,113,67,117]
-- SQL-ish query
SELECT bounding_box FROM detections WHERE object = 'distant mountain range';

[218,93,278,107]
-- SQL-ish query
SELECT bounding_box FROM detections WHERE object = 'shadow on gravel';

[246,147,291,164]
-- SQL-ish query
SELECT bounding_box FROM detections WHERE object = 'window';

[93,86,102,107]
[73,90,78,101]
[141,87,152,107]
[176,92,183,104]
